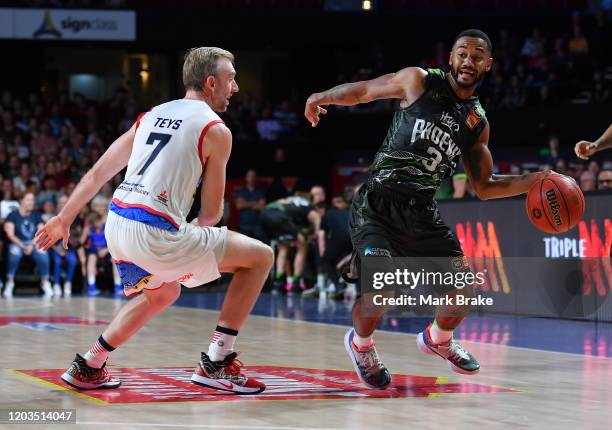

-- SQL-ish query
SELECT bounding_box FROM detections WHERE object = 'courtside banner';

[431,192,612,321]
[0,10,13,38]
[0,8,135,41]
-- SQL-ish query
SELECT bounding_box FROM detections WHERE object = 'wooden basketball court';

[1,294,611,429]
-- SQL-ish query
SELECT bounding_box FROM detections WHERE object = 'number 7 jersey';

[110,99,224,232]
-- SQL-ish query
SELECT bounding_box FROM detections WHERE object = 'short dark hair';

[454,29,492,54]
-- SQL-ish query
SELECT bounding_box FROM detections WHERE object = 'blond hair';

[182,47,235,91]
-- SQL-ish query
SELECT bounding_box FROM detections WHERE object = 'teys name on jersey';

[154,117,183,130]
[410,118,461,160]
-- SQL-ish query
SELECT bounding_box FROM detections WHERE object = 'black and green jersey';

[368,68,487,199]
[266,196,312,227]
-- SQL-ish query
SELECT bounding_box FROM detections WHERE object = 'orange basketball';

[526,173,585,234]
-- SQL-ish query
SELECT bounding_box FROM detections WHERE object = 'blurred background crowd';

[0,0,610,297]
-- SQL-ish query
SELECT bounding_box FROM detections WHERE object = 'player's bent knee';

[146,282,181,307]
[259,243,274,270]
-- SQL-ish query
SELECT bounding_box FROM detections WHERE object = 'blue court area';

[175,291,612,358]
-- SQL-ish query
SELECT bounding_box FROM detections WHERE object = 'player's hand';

[190,218,200,227]
[34,215,70,252]
[304,95,328,127]
[533,170,555,181]
[575,140,597,160]
[23,244,34,255]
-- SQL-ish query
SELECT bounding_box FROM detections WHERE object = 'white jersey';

[111,99,223,231]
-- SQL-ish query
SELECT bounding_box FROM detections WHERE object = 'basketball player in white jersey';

[34,47,273,394]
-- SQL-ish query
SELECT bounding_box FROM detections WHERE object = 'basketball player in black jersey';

[305,29,553,388]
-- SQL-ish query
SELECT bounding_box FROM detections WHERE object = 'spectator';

[310,185,327,206]
[256,105,284,141]
[304,195,352,298]
[30,123,59,156]
[50,194,80,297]
[3,192,52,298]
[579,170,597,191]
[521,28,546,59]
[1,179,16,202]
[260,193,321,293]
[273,101,298,131]
[37,176,60,207]
[266,176,290,202]
[590,70,610,103]
[568,25,589,56]
[81,209,122,296]
[1,110,19,144]
[588,160,600,177]
[555,158,570,176]
[40,199,55,223]
[233,169,266,240]
[541,135,563,165]
[13,163,36,197]
[598,170,612,191]
[452,168,467,199]
[47,103,72,138]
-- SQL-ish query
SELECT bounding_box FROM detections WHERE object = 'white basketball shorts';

[105,211,227,297]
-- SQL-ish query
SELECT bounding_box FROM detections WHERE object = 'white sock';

[112,272,121,286]
[83,336,114,368]
[87,274,96,286]
[352,330,374,350]
[316,273,325,289]
[6,278,14,289]
[41,280,52,295]
[428,321,453,344]
[207,326,238,361]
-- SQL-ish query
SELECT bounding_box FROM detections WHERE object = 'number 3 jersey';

[368,68,487,199]
[110,99,223,232]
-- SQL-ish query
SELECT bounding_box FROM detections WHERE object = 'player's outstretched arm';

[575,124,612,160]
[34,125,136,251]
[463,124,552,200]
[304,67,427,127]
[198,123,232,227]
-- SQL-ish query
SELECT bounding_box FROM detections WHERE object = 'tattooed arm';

[463,124,552,200]
[304,67,427,127]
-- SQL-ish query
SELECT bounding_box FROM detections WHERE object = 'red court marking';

[0,316,108,327]
[16,366,517,403]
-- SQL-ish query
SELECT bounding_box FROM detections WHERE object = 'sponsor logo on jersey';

[117,181,150,196]
[440,112,460,132]
[156,190,169,206]
[466,108,482,130]
[365,247,392,257]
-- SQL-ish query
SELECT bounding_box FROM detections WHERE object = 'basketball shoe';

[344,329,391,389]
[417,324,480,374]
[191,352,265,394]
[61,354,121,389]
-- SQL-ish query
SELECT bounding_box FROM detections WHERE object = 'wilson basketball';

[526,174,585,234]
